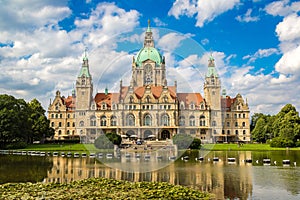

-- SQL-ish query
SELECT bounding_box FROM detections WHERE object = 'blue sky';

[0,0,300,115]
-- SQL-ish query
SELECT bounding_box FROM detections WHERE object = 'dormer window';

[129,96,134,103]
[200,104,204,110]
[55,103,60,110]
[190,102,195,110]
[180,101,185,110]
[81,78,85,85]
[163,95,168,103]
[102,103,106,110]
[146,95,151,103]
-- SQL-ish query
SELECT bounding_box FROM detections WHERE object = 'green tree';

[272,104,300,142]
[27,99,54,143]
[250,113,265,132]
[0,94,30,148]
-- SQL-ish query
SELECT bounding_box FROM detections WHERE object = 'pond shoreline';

[14,143,300,153]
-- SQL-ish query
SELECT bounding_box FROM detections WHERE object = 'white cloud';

[275,45,300,75]
[276,14,300,42]
[168,0,197,19]
[157,32,193,52]
[153,17,167,26]
[235,9,259,22]
[243,48,279,63]
[0,1,141,110]
[168,0,240,27]
[265,0,300,17]
[201,38,209,45]
[0,0,71,31]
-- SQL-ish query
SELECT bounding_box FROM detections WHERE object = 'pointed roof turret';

[78,48,91,78]
[206,53,219,78]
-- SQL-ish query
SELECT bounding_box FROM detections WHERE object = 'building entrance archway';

[161,130,170,140]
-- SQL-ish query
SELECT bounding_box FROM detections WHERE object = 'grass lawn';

[22,143,88,152]
[21,143,300,152]
[202,143,300,151]
[22,143,114,153]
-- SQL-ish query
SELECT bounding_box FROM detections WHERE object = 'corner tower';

[75,51,93,110]
[131,20,167,87]
[204,55,222,138]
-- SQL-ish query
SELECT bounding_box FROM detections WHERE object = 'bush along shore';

[0,177,212,200]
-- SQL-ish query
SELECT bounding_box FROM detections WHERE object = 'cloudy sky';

[1,0,300,115]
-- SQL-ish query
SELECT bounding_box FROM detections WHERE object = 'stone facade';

[48,22,250,143]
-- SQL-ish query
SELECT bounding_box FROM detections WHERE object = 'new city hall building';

[48,23,251,144]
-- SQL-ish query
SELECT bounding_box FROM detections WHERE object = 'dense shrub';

[269,137,295,147]
[94,133,121,149]
[173,133,201,149]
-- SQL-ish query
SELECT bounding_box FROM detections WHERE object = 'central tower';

[131,20,166,87]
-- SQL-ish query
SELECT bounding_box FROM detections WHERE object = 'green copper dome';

[135,47,163,66]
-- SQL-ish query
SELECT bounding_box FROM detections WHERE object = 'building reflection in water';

[44,151,253,199]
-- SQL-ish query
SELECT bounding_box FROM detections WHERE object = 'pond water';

[1,150,300,200]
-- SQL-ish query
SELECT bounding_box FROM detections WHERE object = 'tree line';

[251,104,300,147]
[0,94,54,149]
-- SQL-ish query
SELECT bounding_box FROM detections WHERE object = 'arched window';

[90,116,96,126]
[51,114,54,118]
[72,122,75,127]
[200,104,204,110]
[79,121,84,127]
[235,122,238,127]
[161,114,169,126]
[58,122,62,127]
[235,130,239,135]
[60,114,62,118]
[243,130,246,135]
[67,114,70,118]
[55,114,58,118]
[212,120,216,126]
[200,115,206,126]
[144,114,152,126]
[179,116,185,126]
[51,122,54,127]
[67,130,70,135]
[227,130,230,135]
[58,130,62,135]
[126,114,135,126]
[242,122,246,127]
[189,115,195,126]
[67,122,70,127]
[100,116,107,126]
[111,115,117,126]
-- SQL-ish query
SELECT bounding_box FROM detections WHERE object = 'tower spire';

[83,47,88,61]
[147,19,151,32]
[144,20,154,47]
